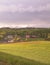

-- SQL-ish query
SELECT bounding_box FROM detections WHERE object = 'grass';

[0,41,50,65]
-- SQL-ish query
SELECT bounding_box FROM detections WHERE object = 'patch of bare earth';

[0,62,8,65]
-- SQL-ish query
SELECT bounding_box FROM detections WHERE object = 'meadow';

[0,41,50,65]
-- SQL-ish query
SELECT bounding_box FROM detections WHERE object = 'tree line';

[0,27,50,42]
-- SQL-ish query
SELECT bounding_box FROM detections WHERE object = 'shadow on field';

[0,52,50,65]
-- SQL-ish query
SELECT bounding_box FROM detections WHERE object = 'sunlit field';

[0,41,50,65]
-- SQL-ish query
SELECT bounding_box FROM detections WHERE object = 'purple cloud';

[0,0,50,28]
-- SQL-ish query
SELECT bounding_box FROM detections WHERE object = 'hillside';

[0,41,50,65]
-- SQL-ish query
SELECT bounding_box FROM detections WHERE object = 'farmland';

[0,41,50,65]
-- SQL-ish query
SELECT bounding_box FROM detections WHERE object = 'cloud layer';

[0,0,50,12]
[0,0,50,28]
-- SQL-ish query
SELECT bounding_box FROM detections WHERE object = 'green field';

[0,41,50,65]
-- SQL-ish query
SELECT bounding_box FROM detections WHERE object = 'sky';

[0,0,50,28]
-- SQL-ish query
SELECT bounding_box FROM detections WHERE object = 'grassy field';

[0,41,50,65]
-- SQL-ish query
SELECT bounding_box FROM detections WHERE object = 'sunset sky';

[0,0,50,28]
